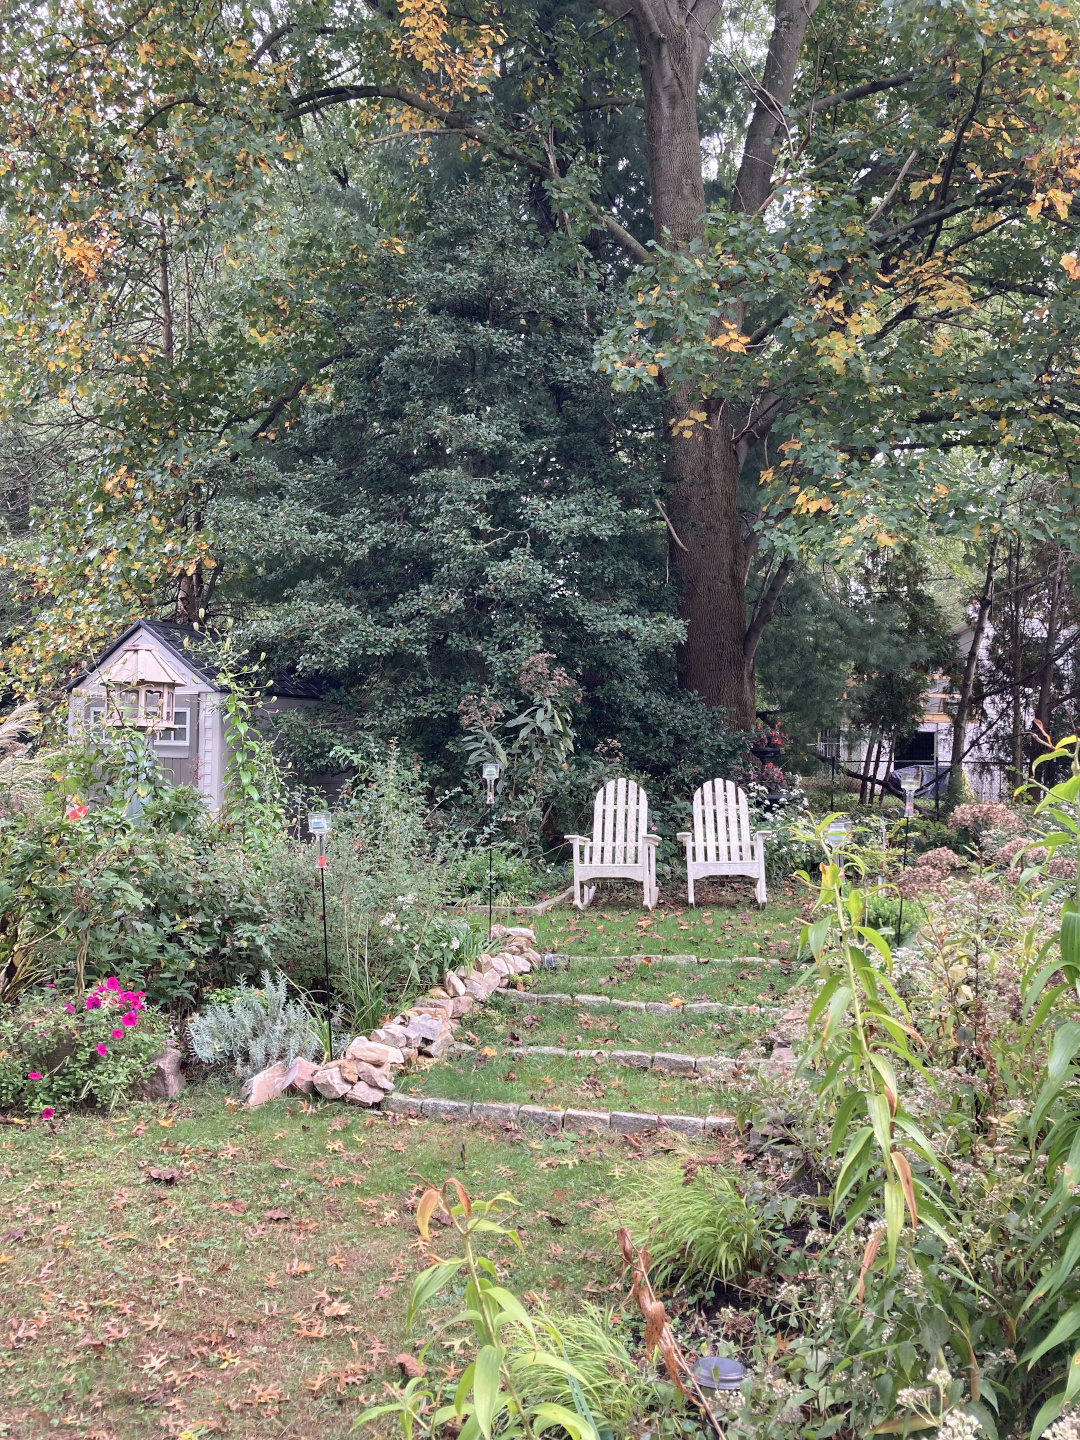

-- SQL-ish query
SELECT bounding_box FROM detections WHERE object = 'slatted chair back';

[693,779,755,864]
[591,777,648,866]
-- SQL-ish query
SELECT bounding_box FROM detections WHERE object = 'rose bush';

[0,978,168,1115]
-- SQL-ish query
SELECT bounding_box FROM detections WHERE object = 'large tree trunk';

[947,540,996,806]
[1034,549,1065,743]
[627,0,754,722]
[611,0,817,727]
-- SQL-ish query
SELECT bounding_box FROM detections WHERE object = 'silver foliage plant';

[187,969,321,1079]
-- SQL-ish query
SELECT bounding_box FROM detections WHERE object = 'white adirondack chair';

[677,779,768,906]
[567,778,658,910]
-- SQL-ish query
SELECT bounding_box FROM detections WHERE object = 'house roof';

[67,619,325,700]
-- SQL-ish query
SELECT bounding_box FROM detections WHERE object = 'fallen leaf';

[156,1117,174,1129]
[293,1318,326,1339]
[223,1200,248,1215]
[0,1228,26,1244]
[327,1254,345,1269]
[322,1301,352,1318]
[147,1168,182,1184]
[272,1160,290,1172]
[285,1259,313,1277]
[396,1352,426,1378]
[263,1209,291,1223]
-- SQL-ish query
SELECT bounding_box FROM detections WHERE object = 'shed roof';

[67,619,325,700]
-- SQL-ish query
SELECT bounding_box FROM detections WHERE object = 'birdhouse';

[97,644,186,732]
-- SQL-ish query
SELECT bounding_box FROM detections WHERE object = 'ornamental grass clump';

[0,978,167,1116]
[620,1158,777,1289]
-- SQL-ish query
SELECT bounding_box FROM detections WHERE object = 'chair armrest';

[676,831,691,842]
[644,833,660,847]
[754,829,774,840]
[565,834,591,845]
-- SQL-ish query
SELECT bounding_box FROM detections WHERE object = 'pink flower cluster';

[950,802,1023,835]
[896,847,964,900]
[78,978,144,1059]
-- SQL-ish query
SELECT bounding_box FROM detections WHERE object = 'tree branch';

[733,0,821,215]
[743,556,794,662]
[282,83,653,265]
[799,69,916,119]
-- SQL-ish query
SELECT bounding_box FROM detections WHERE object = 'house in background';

[67,620,324,811]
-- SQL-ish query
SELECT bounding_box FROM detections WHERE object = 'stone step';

[449,1042,781,1075]
[541,952,794,967]
[384,1091,736,1139]
[496,990,781,1016]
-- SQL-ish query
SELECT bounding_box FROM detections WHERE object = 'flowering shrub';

[751,720,791,751]
[948,801,1023,836]
[0,979,167,1115]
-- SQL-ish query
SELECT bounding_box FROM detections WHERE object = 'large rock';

[371,1024,411,1048]
[355,1061,395,1092]
[243,1061,290,1107]
[444,971,467,998]
[491,925,536,942]
[283,1056,321,1094]
[345,1038,405,1068]
[448,995,474,1019]
[463,978,488,1002]
[426,1031,453,1061]
[490,957,510,978]
[313,1065,352,1100]
[404,1013,443,1044]
[345,1081,385,1107]
[140,1048,186,1102]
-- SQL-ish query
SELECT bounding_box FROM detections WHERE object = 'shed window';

[155,708,189,746]
[89,705,189,746]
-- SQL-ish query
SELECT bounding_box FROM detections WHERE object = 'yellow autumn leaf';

[415,1187,442,1241]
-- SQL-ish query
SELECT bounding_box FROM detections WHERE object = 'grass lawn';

[531,889,803,959]
[0,1086,647,1439]
[398,1051,749,1116]
[519,954,805,1007]
[464,997,781,1057]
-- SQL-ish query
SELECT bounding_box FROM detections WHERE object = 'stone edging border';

[545,953,793,967]
[384,1092,736,1138]
[450,1043,774,1075]
[497,990,781,1016]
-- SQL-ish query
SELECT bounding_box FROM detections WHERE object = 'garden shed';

[66,619,323,811]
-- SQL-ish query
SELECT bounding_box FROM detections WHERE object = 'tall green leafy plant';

[356,1178,602,1440]
[798,816,952,1273]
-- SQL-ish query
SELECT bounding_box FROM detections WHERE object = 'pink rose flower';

[41,1107,54,1119]
[122,1011,137,1027]
[27,1072,42,1081]
[111,1028,124,1039]
[96,1043,108,1057]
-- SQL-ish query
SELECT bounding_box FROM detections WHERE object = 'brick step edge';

[497,991,781,1015]
[463,1044,781,1075]
[383,1092,736,1138]
[544,953,793,967]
